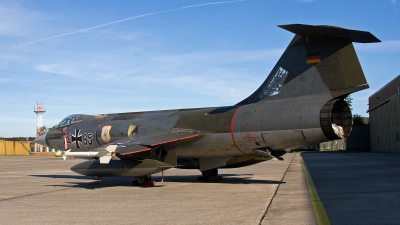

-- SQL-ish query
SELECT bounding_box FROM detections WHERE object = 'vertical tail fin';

[237,24,380,105]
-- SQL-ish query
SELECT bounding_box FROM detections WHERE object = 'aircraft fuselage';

[34,24,380,182]
[45,92,342,159]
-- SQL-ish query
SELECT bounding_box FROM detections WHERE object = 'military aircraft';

[34,24,380,185]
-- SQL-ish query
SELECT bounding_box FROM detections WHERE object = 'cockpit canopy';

[57,114,85,128]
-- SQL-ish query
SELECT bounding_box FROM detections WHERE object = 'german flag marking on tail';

[306,52,321,64]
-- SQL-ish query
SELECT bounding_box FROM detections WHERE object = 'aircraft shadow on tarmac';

[30,174,92,180]
[31,174,284,189]
[164,174,284,185]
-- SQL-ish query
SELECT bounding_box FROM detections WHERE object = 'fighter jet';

[34,24,380,185]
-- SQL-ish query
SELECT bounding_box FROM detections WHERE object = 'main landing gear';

[198,168,222,181]
[133,175,155,187]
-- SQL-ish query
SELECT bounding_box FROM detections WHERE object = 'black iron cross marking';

[71,129,83,148]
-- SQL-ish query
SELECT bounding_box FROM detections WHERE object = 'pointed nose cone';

[33,134,48,147]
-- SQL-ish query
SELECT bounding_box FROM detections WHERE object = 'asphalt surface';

[0,154,315,225]
[4,152,398,225]
[302,152,400,225]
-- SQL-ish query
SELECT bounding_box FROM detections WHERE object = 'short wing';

[113,143,151,157]
[100,132,201,159]
[134,133,201,147]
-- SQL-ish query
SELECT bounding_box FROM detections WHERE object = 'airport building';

[368,75,400,153]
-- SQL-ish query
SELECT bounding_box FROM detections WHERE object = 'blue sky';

[1,0,399,137]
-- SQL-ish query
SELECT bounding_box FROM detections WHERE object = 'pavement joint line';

[0,176,126,202]
[0,187,71,202]
[301,154,331,225]
[257,153,296,225]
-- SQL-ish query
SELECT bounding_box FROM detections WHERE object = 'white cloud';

[0,54,17,68]
[34,64,71,76]
[0,2,46,37]
[0,54,17,60]
[34,48,282,79]
[10,0,246,48]
[34,61,114,78]
[391,0,396,4]
[33,48,281,103]
[117,31,146,41]
[0,78,13,82]
[156,49,283,65]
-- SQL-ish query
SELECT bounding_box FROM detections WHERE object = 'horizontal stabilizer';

[279,24,381,43]
[115,132,201,157]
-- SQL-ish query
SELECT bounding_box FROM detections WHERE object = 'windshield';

[58,114,85,127]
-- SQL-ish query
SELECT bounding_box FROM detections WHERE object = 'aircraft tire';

[201,170,211,178]
[212,168,218,176]
[135,175,152,184]
[202,168,218,178]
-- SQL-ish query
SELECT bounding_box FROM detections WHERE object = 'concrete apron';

[0,154,317,225]
[261,153,317,225]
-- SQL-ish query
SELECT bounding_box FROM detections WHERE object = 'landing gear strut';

[199,168,222,181]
